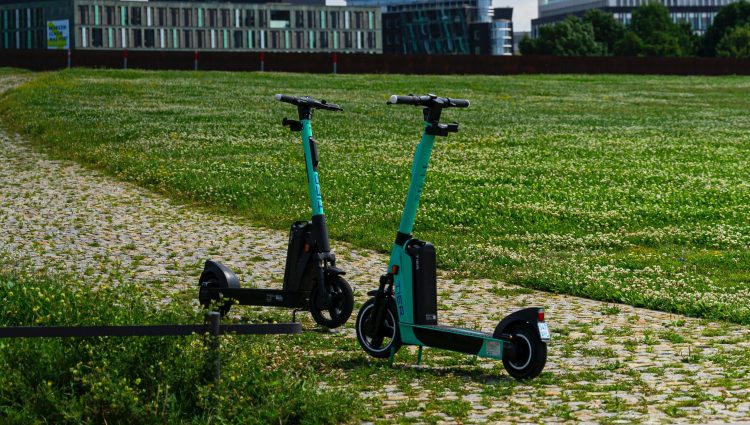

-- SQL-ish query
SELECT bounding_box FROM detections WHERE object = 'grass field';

[0,267,361,424]
[2,69,749,324]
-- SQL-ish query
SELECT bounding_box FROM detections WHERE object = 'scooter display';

[198,94,354,328]
[355,94,550,380]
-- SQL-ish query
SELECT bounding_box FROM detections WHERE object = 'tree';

[583,9,627,55]
[628,2,696,56]
[701,0,750,56]
[520,16,603,56]
[716,23,750,57]
[614,31,645,56]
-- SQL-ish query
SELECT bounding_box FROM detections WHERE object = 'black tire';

[198,270,239,317]
[310,275,354,328]
[499,321,547,381]
[356,298,401,359]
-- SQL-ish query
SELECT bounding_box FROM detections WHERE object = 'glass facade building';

[532,0,741,36]
[0,0,382,53]
[378,0,513,55]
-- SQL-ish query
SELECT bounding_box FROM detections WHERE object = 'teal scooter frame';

[198,95,354,329]
[355,94,550,380]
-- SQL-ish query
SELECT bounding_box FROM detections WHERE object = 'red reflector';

[303,244,312,253]
[391,265,399,275]
[538,309,545,322]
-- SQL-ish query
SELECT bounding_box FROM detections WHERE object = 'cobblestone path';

[2,75,749,424]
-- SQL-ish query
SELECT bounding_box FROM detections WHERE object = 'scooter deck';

[207,287,309,308]
[403,323,507,360]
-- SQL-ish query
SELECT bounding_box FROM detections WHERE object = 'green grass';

[0,269,362,424]
[2,69,750,324]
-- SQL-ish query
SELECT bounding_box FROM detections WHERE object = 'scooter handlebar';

[275,94,343,111]
[387,94,470,108]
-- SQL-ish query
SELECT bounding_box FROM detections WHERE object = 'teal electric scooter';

[199,94,354,328]
[355,94,550,380]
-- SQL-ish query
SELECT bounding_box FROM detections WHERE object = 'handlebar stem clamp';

[282,117,303,132]
[425,122,460,137]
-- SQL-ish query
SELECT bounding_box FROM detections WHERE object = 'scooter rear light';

[391,265,399,275]
[304,243,312,253]
[538,309,545,322]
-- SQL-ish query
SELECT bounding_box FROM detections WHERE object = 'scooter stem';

[301,119,324,217]
[397,124,436,240]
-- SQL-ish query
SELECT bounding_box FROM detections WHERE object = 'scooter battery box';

[283,221,313,291]
[407,240,438,325]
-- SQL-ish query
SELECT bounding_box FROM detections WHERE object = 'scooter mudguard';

[494,307,545,340]
[200,260,241,289]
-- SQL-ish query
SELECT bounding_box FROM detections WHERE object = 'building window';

[197,29,204,48]
[92,27,102,47]
[184,30,192,48]
[245,10,255,27]
[307,11,315,28]
[209,9,216,27]
[170,8,178,26]
[295,11,304,28]
[106,6,114,25]
[233,30,242,48]
[133,29,142,47]
[184,9,192,26]
[131,7,142,26]
[121,7,128,26]
[221,9,230,27]
[330,12,338,29]
[145,29,155,47]
[248,30,254,48]
[79,6,89,25]
[159,8,166,26]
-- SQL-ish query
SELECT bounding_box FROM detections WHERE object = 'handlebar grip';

[319,102,343,111]
[388,95,421,105]
[275,94,298,105]
[448,98,470,108]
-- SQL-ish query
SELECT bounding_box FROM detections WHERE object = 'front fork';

[366,273,394,338]
[314,252,337,306]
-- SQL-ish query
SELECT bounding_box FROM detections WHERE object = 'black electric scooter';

[198,94,354,328]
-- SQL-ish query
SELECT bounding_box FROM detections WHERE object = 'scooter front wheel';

[499,321,547,381]
[310,275,354,328]
[356,298,401,359]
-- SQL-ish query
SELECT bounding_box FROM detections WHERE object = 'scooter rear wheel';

[499,321,547,381]
[356,298,401,359]
[310,275,354,328]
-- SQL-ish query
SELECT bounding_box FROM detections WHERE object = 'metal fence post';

[194,50,199,71]
[208,311,221,383]
[332,52,337,74]
[123,49,128,70]
[260,52,265,72]
[67,48,71,69]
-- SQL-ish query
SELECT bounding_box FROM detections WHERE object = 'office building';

[379,0,514,55]
[0,0,382,53]
[532,0,742,36]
